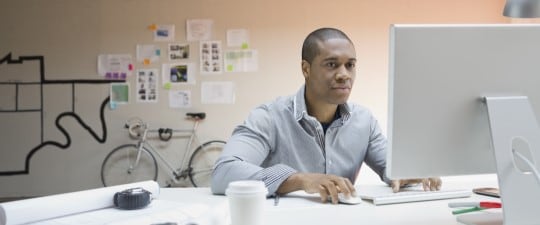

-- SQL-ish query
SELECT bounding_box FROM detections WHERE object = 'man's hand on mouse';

[304,174,356,204]
[297,173,356,204]
[277,173,357,204]
[391,177,442,193]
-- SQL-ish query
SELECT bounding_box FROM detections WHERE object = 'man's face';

[302,38,356,106]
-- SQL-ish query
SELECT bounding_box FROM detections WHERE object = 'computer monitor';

[387,24,540,179]
[386,24,540,225]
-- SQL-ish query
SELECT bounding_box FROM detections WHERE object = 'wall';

[0,0,510,197]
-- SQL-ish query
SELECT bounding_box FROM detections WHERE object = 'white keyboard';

[357,185,472,205]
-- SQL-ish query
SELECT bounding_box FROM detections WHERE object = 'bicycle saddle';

[186,112,206,120]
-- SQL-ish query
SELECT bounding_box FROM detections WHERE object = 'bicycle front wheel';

[188,140,226,187]
[101,144,158,187]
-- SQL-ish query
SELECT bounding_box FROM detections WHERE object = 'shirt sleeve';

[210,106,297,196]
[363,115,392,185]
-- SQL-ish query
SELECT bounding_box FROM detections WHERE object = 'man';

[211,27,441,204]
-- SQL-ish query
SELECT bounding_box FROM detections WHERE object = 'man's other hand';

[391,177,442,193]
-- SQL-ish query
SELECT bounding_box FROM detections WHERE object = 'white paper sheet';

[169,90,191,108]
[224,49,258,72]
[97,54,133,79]
[201,81,235,104]
[226,29,249,47]
[186,19,213,41]
[0,181,159,225]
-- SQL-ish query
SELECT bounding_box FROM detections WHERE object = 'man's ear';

[301,60,310,79]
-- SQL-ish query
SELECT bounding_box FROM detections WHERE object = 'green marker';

[452,207,485,215]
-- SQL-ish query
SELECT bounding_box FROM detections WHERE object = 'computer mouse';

[336,193,363,205]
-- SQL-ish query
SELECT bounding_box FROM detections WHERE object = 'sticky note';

[128,64,133,71]
[241,43,249,49]
[164,82,172,90]
[109,101,117,110]
[227,65,234,72]
[148,24,157,31]
[144,59,150,65]
[156,49,161,56]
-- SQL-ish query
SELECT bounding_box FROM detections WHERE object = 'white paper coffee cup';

[225,180,268,225]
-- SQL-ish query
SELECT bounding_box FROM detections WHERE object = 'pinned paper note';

[169,90,191,108]
[154,24,175,42]
[200,41,222,74]
[227,29,250,47]
[201,81,235,104]
[110,83,129,104]
[136,44,160,64]
[162,63,195,84]
[136,68,159,103]
[224,49,258,72]
[148,24,157,31]
[186,19,213,41]
[98,54,133,78]
[169,43,190,60]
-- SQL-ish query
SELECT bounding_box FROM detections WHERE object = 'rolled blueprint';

[0,180,159,225]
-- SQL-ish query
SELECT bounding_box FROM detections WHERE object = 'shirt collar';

[293,85,352,122]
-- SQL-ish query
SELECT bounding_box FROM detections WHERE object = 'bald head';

[302,28,354,64]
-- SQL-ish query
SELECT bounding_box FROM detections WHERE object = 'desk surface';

[160,175,501,225]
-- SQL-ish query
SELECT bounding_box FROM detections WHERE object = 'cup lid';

[225,180,268,195]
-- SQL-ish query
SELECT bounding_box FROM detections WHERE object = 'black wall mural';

[0,53,123,176]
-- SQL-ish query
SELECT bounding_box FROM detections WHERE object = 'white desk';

[160,175,501,225]
[5,175,497,225]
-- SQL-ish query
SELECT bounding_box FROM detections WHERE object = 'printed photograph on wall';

[136,68,159,103]
[168,43,190,60]
[162,63,195,86]
[110,83,129,104]
[200,41,222,74]
[154,24,175,42]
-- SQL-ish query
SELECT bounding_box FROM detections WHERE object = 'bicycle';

[101,112,226,187]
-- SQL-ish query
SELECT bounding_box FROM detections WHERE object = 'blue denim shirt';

[211,85,390,195]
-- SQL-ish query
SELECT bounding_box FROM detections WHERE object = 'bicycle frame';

[134,118,204,181]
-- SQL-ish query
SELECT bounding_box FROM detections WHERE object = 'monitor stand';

[458,96,540,225]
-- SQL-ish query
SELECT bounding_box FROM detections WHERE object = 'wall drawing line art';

[0,53,123,176]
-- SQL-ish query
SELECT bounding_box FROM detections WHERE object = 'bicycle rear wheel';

[188,140,226,187]
[101,144,158,187]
